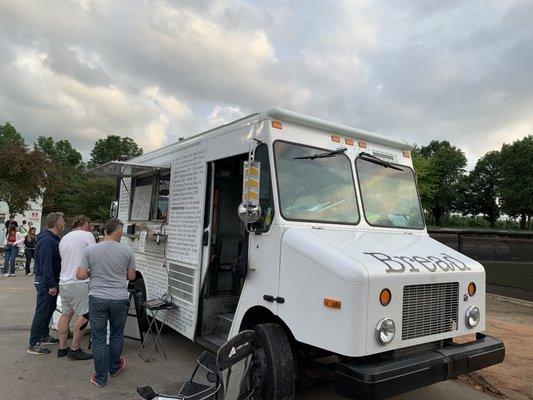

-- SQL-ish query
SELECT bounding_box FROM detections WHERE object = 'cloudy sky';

[0,0,531,167]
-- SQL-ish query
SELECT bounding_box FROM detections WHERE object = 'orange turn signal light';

[402,149,411,158]
[468,282,476,297]
[345,138,354,146]
[331,135,341,143]
[380,289,392,306]
[271,120,282,129]
[358,140,367,148]
[324,298,342,309]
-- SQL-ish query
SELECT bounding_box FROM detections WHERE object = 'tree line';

[413,136,532,229]
[0,122,142,221]
[1,121,531,229]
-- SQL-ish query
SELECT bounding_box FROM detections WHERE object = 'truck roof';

[132,107,409,164]
[260,107,410,149]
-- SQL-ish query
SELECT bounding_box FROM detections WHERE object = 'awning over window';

[86,161,166,178]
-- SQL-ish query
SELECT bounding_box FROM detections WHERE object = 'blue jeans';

[89,296,129,385]
[29,278,57,346]
[3,245,18,274]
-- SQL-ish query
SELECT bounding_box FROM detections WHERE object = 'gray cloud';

[0,0,531,167]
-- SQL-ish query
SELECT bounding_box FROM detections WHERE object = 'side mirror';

[238,161,261,224]
[110,200,119,219]
[237,202,261,224]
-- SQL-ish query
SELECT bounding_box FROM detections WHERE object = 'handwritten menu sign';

[130,184,152,220]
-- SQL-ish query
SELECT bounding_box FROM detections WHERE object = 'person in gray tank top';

[77,218,136,387]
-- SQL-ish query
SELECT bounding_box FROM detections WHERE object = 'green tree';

[0,122,24,147]
[463,151,501,227]
[36,136,83,168]
[66,177,116,221]
[499,135,533,229]
[411,146,438,212]
[88,135,143,168]
[418,140,467,226]
[0,124,58,214]
[35,136,85,210]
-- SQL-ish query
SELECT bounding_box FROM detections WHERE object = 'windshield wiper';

[294,147,347,160]
[358,152,403,171]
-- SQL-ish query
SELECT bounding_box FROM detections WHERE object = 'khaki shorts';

[59,282,89,315]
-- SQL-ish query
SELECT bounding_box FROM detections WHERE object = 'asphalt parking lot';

[0,274,531,400]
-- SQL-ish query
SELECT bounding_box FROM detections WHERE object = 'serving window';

[130,170,170,221]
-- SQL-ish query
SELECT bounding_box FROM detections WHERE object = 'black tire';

[132,277,149,332]
[251,323,296,400]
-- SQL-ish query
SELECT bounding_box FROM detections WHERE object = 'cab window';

[252,144,274,232]
[356,157,424,229]
[274,141,359,224]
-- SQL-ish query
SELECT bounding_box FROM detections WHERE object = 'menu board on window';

[166,141,208,265]
[165,140,207,340]
[130,184,152,220]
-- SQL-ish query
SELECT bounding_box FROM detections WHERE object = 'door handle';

[202,231,209,246]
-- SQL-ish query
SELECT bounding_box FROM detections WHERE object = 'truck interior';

[197,152,249,350]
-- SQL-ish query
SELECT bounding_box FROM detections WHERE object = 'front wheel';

[248,323,296,400]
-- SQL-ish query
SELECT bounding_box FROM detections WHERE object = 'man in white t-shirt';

[57,215,95,360]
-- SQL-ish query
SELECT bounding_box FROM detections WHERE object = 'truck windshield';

[274,141,359,224]
[356,157,424,229]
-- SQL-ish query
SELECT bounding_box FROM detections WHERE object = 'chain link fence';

[429,228,533,302]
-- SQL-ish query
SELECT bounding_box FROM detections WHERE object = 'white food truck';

[90,108,504,399]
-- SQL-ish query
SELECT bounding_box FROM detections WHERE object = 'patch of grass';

[482,261,533,291]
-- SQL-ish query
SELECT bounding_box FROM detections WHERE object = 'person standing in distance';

[27,212,65,355]
[76,219,136,387]
[24,227,37,276]
[57,215,95,360]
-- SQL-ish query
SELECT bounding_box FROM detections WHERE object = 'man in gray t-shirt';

[76,218,136,387]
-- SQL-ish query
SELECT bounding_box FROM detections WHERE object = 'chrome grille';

[402,282,459,340]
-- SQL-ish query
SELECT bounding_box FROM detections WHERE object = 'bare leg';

[58,309,74,349]
[70,315,88,351]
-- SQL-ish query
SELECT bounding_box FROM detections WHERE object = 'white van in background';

[0,199,42,236]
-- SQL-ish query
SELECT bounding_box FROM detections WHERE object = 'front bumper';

[335,333,505,400]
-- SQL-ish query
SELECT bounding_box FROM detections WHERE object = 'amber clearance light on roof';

[271,120,283,129]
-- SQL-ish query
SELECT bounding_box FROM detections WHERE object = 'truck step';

[197,334,227,352]
[214,312,234,336]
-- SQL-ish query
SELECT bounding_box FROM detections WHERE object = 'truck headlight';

[465,306,480,328]
[375,318,395,345]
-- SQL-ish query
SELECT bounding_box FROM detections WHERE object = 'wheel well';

[239,306,296,343]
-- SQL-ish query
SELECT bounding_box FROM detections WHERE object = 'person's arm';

[40,240,58,289]
[126,249,136,281]
[76,248,90,280]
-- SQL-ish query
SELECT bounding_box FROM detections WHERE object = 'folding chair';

[137,330,256,400]
[138,298,178,362]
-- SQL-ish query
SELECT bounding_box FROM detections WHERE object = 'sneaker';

[57,347,70,358]
[40,335,59,345]
[68,348,93,360]
[27,343,51,355]
[90,374,105,387]
[9,273,15,277]
[110,356,126,377]
[27,272,33,276]
[3,273,9,277]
